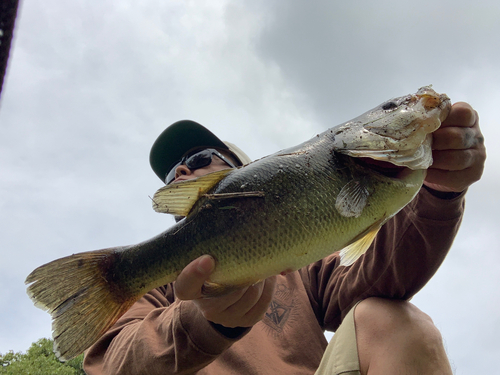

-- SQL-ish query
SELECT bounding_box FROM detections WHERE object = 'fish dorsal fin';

[339,220,383,266]
[335,180,369,218]
[152,168,234,216]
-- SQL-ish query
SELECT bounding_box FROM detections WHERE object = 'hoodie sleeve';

[83,284,248,375]
[301,187,466,331]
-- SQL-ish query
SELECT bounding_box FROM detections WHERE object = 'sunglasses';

[165,148,237,184]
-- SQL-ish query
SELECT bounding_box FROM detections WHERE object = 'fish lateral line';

[203,191,265,200]
[277,150,308,157]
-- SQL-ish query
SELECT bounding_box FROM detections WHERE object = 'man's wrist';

[209,321,249,339]
[422,185,464,200]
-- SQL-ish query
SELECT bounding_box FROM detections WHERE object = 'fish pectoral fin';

[152,168,234,216]
[335,180,369,218]
[339,220,382,267]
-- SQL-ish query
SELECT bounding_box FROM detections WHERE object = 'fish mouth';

[332,86,451,171]
[417,87,451,120]
[355,157,410,179]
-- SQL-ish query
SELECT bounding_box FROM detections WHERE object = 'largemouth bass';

[26,86,451,360]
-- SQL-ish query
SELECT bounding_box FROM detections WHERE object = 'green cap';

[149,120,251,182]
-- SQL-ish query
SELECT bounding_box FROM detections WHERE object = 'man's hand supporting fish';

[175,255,277,329]
[26,87,486,374]
[424,102,485,193]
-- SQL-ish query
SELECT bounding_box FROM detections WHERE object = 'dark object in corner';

[0,0,20,99]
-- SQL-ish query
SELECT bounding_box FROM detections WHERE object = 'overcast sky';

[1,1,499,372]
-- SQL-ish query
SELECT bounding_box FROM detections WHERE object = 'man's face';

[171,150,236,183]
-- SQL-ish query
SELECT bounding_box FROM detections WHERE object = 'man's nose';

[175,164,192,180]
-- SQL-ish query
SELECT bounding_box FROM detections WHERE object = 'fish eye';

[382,102,398,111]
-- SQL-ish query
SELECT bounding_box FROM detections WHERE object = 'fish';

[25,86,451,360]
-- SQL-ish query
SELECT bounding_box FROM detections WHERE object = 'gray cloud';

[253,0,500,124]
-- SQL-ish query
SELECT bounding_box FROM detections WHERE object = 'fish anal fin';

[339,220,383,267]
[152,168,234,216]
[335,180,369,218]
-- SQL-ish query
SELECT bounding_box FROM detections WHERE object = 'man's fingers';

[201,287,250,313]
[174,255,215,300]
[424,169,468,193]
[201,277,277,328]
[432,126,482,151]
[430,149,475,171]
[425,162,484,193]
[211,284,264,326]
[440,102,477,128]
[243,276,276,322]
[222,280,267,317]
[425,99,486,193]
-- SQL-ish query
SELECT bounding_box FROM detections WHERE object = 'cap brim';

[150,120,231,182]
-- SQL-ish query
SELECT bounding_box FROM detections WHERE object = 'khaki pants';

[315,302,361,375]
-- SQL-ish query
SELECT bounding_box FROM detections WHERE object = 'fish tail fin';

[25,249,139,361]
